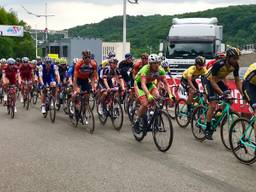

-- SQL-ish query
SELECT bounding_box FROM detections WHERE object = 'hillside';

[0,7,35,58]
[68,4,256,57]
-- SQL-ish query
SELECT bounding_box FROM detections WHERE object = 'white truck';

[160,17,224,76]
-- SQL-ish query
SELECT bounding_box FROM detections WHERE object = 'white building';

[102,42,130,61]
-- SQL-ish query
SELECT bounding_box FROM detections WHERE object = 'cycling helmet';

[16,58,21,63]
[125,53,133,59]
[31,60,37,65]
[82,50,91,58]
[161,60,169,68]
[72,58,79,64]
[91,53,95,60]
[195,56,206,66]
[148,54,160,64]
[44,57,52,64]
[60,58,67,65]
[226,47,240,58]
[0,58,7,64]
[22,57,29,63]
[109,58,119,64]
[108,51,116,58]
[7,58,16,65]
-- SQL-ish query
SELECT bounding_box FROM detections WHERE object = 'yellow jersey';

[182,65,207,80]
[244,63,256,85]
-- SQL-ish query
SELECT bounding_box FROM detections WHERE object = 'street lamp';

[21,3,54,55]
[123,0,138,58]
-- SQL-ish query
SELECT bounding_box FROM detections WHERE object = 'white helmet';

[0,58,7,64]
[31,60,37,65]
[72,58,79,64]
[7,58,16,65]
[148,54,160,64]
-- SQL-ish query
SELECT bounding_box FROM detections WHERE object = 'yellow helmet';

[60,57,67,65]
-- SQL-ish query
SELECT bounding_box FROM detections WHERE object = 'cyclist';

[0,58,7,81]
[98,58,125,114]
[181,56,207,114]
[242,63,256,137]
[101,51,116,69]
[38,57,61,114]
[67,58,79,85]
[133,54,173,131]
[58,58,68,84]
[119,53,134,89]
[15,58,21,68]
[203,47,243,140]
[2,58,21,112]
[133,53,149,78]
[73,50,98,111]
[19,57,34,103]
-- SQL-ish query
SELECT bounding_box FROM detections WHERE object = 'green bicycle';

[175,91,206,128]
[229,115,256,164]
[191,97,240,150]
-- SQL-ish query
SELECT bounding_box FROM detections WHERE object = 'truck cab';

[160,17,223,76]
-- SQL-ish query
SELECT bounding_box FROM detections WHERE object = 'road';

[0,103,255,192]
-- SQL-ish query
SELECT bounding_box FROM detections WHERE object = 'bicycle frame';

[240,116,256,150]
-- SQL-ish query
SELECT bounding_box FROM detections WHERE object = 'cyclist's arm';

[38,67,44,85]
[188,76,197,91]
[162,76,172,97]
[17,70,21,85]
[2,70,7,84]
[103,77,110,90]
[141,76,150,96]
[210,76,223,95]
[54,65,61,84]
[91,70,97,91]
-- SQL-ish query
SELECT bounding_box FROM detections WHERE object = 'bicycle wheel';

[97,102,108,125]
[175,99,190,128]
[82,106,95,134]
[111,99,124,131]
[68,100,78,127]
[56,94,61,111]
[131,112,146,142]
[10,105,15,119]
[220,111,240,150]
[89,93,95,111]
[123,93,129,113]
[32,91,38,105]
[191,106,207,141]
[165,99,176,120]
[128,99,138,123]
[49,97,56,123]
[153,111,174,152]
[229,118,256,165]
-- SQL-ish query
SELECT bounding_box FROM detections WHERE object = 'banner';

[0,25,24,37]
[48,54,59,59]
[167,78,252,114]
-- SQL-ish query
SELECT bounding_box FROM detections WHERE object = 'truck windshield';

[166,42,214,59]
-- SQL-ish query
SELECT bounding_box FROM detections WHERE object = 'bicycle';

[132,98,174,152]
[0,82,3,104]
[42,85,57,123]
[69,90,95,134]
[175,90,206,128]
[229,115,256,165]
[191,96,240,150]
[97,87,124,131]
[6,85,17,119]
[22,80,32,110]
[31,82,41,105]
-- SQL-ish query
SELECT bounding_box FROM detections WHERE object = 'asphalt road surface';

[0,103,255,192]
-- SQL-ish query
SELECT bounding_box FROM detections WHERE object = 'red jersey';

[3,65,19,85]
[20,64,33,81]
[74,59,97,80]
[134,60,145,77]
[206,59,217,70]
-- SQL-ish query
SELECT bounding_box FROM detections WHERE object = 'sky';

[1,0,256,30]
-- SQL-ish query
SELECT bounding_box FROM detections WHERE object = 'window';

[63,46,68,57]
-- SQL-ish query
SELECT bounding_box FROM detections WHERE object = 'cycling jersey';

[98,66,122,89]
[133,60,146,77]
[118,60,133,87]
[206,59,239,81]
[39,64,58,85]
[243,63,256,85]
[135,64,166,84]
[206,59,217,70]
[74,59,97,80]
[2,65,19,85]
[67,64,75,78]
[20,64,33,81]
[58,65,68,82]
[182,65,207,80]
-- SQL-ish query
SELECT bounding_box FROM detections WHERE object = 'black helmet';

[195,56,206,66]
[226,47,240,58]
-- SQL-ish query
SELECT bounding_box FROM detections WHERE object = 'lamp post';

[21,3,54,55]
[123,0,138,58]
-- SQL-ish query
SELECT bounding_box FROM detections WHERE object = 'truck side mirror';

[159,42,164,53]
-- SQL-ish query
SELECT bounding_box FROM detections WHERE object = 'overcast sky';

[1,0,255,30]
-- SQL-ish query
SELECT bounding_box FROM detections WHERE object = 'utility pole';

[21,3,54,56]
[123,0,138,58]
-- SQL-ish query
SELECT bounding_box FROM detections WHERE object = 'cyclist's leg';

[134,82,148,118]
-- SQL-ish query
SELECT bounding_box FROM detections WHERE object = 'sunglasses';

[142,57,148,60]
[83,56,91,59]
